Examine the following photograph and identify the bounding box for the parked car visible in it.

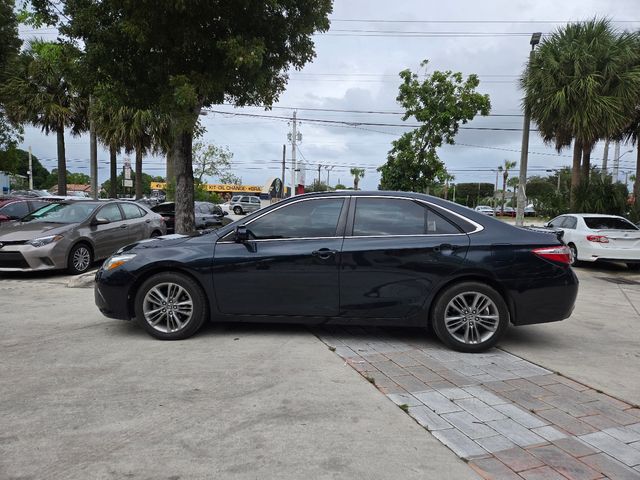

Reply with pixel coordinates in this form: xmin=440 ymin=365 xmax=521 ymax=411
xmin=524 ymin=205 xmax=536 ymax=217
xmin=474 ymin=205 xmax=495 ymax=216
xmin=95 ymin=191 xmax=578 ymax=352
xmin=7 ymin=190 xmax=53 ymax=197
xmin=0 ymin=200 xmax=166 ymax=274
xmin=222 ymin=195 xmax=262 ymax=215
xmin=546 ymin=213 xmax=640 ymax=268
xmin=151 ymin=201 xmax=231 ymax=233
xmin=0 ymin=197 xmax=56 ymax=223
xmin=495 ymin=206 xmax=516 ymax=217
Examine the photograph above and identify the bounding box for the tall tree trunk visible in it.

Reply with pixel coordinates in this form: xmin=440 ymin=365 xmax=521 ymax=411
xmin=109 ymin=145 xmax=117 ymax=198
xmin=135 ymin=146 xmax=143 ymax=199
xmin=501 ymin=173 xmax=507 ymax=215
xmin=166 ymin=149 xmax=175 ymax=200
xmin=56 ymin=127 xmax=67 ymax=196
xmin=173 ymin=128 xmax=196 ymax=234
xmin=570 ymin=140 xmax=582 ymax=210
xmin=581 ymin=143 xmax=592 ymax=187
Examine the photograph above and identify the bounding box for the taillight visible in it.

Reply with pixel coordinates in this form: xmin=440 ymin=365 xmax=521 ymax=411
xmin=586 ymin=235 xmax=609 ymax=243
xmin=161 ymin=216 xmax=170 ymax=222
xmin=532 ymin=246 xmax=572 ymax=264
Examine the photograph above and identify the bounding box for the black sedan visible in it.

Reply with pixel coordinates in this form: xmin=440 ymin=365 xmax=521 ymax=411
xmin=151 ymin=201 xmax=230 ymax=233
xmin=95 ymin=191 xmax=578 ymax=352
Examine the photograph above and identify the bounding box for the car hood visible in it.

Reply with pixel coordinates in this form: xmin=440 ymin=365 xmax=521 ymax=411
xmin=119 ymin=232 xmax=216 ymax=253
xmin=0 ymin=221 xmax=74 ymax=241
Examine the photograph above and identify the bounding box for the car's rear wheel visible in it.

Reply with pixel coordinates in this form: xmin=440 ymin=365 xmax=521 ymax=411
xmin=134 ymin=272 xmax=207 ymax=340
xmin=431 ymin=282 xmax=509 ymax=353
xmin=568 ymin=243 xmax=580 ymax=266
xmin=150 ymin=230 xmax=161 ymax=238
xmin=233 ymin=206 xmax=243 ymax=215
xmin=67 ymin=243 xmax=93 ymax=275
xmin=627 ymin=263 xmax=640 ymax=271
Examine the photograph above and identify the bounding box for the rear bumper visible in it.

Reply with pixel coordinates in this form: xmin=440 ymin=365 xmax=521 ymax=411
xmin=580 ymin=246 xmax=640 ymax=263
xmin=509 ymin=267 xmax=579 ymax=326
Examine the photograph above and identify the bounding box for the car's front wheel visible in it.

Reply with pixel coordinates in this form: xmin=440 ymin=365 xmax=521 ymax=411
xmin=431 ymin=282 xmax=509 ymax=353
xmin=134 ymin=272 xmax=208 ymax=340
xmin=67 ymin=243 xmax=93 ymax=275
xmin=233 ymin=206 xmax=243 ymax=215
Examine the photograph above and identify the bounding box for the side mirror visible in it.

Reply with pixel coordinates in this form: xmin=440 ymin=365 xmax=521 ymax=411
xmin=223 ymin=211 xmax=229 ymax=216
xmin=0 ymin=214 xmax=9 ymax=222
xmin=93 ymin=217 xmax=111 ymax=225
xmin=235 ymin=225 xmax=249 ymax=242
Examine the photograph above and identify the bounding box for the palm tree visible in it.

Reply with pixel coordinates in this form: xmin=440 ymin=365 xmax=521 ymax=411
xmin=1 ymin=40 xmax=87 ymax=196
xmin=521 ymin=19 xmax=640 ymax=209
xmin=350 ymin=167 xmax=365 ymax=190
xmin=499 ymin=160 xmax=516 ymax=215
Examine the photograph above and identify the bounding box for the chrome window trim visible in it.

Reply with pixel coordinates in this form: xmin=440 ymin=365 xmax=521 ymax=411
xmin=217 ymin=194 xmax=484 ymax=243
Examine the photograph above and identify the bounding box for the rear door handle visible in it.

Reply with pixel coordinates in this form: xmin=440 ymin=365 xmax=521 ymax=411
xmin=312 ymin=248 xmax=338 ymax=260
xmin=145 ymin=219 xmax=151 ymax=223
xmin=120 ymin=224 xmax=128 ymax=229
xmin=435 ymin=243 xmax=457 ymax=252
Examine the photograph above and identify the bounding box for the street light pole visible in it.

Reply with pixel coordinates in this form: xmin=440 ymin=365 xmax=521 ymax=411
xmin=516 ymin=32 xmax=541 ymax=227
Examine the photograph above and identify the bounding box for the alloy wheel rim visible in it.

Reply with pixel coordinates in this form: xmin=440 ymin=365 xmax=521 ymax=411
xmin=444 ymin=292 xmax=500 ymax=345
xmin=143 ymin=282 xmax=194 ymax=333
xmin=73 ymin=247 xmax=91 ymax=272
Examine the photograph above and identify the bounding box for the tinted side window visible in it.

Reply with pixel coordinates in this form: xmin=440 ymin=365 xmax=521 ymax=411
xmin=30 ymin=200 xmax=50 ymax=212
xmin=548 ymin=216 xmax=565 ymax=228
xmin=121 ymin=203 xmax=144 ymax=219
xmin=247 ymin=199 xmax=344 ymax=239
xmin=563 ymin=216 xmax=577 ymax=229
xmin=0 ymin=201 xmax=29 ymax=218
xmin=584 ymin=217 xmax=638 ymax=230
xmin=213 ymin=205 xmax=223 ymax=215
xmin=353 ymin=198 xmax=460 ymax=236
xmin=98 ymin=204 xmax=123 ymax=222
xmin=251 ymin=197 xmax=260 ymax=204
xmin=241 ymin=196 xmax=250 ymax=203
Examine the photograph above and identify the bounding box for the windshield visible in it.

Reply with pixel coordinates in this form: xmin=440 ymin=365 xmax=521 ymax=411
xmin=22 ymin=202 xmax=99 ymax=224
xmin=584 ymin=216 xmax=639 ymax=230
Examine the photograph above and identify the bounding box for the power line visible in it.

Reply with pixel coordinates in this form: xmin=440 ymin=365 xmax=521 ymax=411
xmin=204 ymin=109 xmax=533 ymax=132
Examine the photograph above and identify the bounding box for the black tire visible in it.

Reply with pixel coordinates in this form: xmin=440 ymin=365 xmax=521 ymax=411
xmin=431 ymin=281 xmax=509 ymax=353
xmin=233 ymin=206 xmax=243 ymax=215
xmin=150 ymin=230 xmax=161 ymax=238
xmin=67 ymin=243 xmax=93 ymax=275
xmin=568 ymin=243 xmax=580 ymax=267
xmin=627 ymin=263 xmax=640 ymax=271
xmin=134 ymin=272 xmax=207 ymax=340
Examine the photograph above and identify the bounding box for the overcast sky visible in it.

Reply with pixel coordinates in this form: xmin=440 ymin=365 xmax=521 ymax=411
xmin=17 ymin=0 xmax=640 ymax=192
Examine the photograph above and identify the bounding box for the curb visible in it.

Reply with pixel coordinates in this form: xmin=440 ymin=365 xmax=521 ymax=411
xmin=67 ymin=269 xmax=97 ymax=288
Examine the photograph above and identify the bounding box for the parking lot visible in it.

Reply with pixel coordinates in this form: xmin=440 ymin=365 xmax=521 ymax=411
xmin=1 ymin=264 xmax=640 ymax=479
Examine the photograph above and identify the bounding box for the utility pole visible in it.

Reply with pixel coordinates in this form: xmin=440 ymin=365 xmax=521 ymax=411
xmin=288 ymin=111 xmax=301 ymax=197
xmin=281 ymin=144 xmax=286 ymax=198
xmin=325 ymin=165 xmax=335 ymax=186
xmin=317 ymin=164 xmax=322 ymax=184
xmin=89 ymin=96 xmax=98 ymax=199
xmin=602 ymin=140 xmax=610 ymax=175
xmin=516 ymin=32 xmax=541 ymax=227
xmin=27 ymin=146 xmax=33 ymax=190
xmin=613 ymin=141 xmax=621 ymax=182
xmin=494 ymin=169 xmax=499 ymax=207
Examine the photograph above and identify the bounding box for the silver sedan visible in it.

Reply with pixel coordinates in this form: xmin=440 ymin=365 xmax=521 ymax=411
xmin=0 ymin=200 xmax=166 ymax=274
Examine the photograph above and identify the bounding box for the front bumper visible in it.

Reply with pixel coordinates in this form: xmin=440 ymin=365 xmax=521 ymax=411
xmin=94 ymin=266 xmax=135 ymax=320
xmin=0 ymin=243 xmax=66 ymax=271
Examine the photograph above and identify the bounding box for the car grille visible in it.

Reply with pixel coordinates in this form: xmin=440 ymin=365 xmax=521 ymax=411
xmin=0 ymin=251 xmax=30 ymax=269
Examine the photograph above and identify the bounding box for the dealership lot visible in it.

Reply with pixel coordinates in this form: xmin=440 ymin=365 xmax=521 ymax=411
xmin=1 ymin=265 xmax=640 ymax=479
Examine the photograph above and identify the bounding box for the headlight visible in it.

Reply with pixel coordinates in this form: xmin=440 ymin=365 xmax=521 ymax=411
xmin=103 ymin=254 xmax=137 ymax=271
xmin=27 ymin=234 xmax=63 ymax=248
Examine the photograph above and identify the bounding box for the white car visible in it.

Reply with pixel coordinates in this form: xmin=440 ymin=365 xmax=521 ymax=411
xmin=474 ymin=205 xmax=495 ymax=216
xmin=546 ymin=213 xmax=640 ymax=268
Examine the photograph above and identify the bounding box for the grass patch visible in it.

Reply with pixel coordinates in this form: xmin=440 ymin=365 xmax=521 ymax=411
xmin=398 ymin=404 xmax=409 ymax=413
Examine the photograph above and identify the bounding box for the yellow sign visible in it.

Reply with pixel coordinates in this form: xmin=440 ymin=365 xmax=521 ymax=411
xmin=205 ymin=184 xmax=261 ymax=193
xmin=149 ymin=182 xmax=262 ymax=193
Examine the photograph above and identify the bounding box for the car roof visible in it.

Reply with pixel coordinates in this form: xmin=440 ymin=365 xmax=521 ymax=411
xmin=562 ymin=213 xmax=625 ymax=218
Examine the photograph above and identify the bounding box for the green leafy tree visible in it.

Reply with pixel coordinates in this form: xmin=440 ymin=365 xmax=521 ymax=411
xmin=498 ymin=160 xmax=517 ymax=214
xmin=54 ymin=1 xmax=332 ymax=233
xmin=67 ymin=172 xmax=90 ymax=184
xmin=379 ymin=60 xmax=491 ymax=192
xmin=193 ymin=142 xmax=233 ymax=184
xmin=453 ymin=183 xmax=494 ymax=207
xmin=306 ymin=180 xmax=330 ymax=192
xmin=521 ymin=19 xmax=640 ymax=208
xmin=101 ymin=172 xmax=164 ymax=198
xmin=0 ymin=147 xmax=49 ymax=188
xmin=350 ymin=167 xmax=365 ymax=190
xmin=0 ymin=0 xmax=22 ymax=152
xmin=219 ymin=172 xmax=242 ymax=186
xmin=1 ymin=40 xmax=88 ymax=195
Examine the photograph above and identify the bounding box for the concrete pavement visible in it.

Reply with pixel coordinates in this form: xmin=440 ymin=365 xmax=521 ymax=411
xmin=0 ymin=281 xmax=477 ymax=480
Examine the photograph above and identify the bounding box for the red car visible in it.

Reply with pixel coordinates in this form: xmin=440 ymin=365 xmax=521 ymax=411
xmin=0 ymin=197 xmax=54 ymax=223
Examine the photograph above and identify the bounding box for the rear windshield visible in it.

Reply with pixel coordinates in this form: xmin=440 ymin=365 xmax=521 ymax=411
xmin=584 ymin=217 xmax=638 ymax=230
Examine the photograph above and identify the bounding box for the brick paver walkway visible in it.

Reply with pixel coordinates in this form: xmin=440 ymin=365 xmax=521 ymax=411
xmin=315 ymin=326 xmax=640 ymax=479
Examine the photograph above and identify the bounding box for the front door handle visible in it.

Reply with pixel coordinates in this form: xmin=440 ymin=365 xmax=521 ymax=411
xmin=312 ymin=248 xmax=338 ymax=260
xmin=435 ymin=243 xmax=458 ymax=253
xmin=119 ymin=224 xmax=128 ymax=229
